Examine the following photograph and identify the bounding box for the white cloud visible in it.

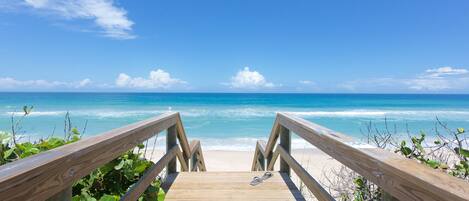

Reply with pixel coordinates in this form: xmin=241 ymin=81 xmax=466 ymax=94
xmin=0 ymin=77 xmax=92 ymax=89
xmin=299 ymin=80 xmax=314 ymax=85
xmin=339 ymin=66 xmax=469 ymax=92
xmin=23 ymin=0 xmax=135 ymax=39
xmin=77 ymin=78 xmax=91 ymax=87
xmin=424 ymin=67 xmax=468 ymax=78
xmin=115 ymin=69 xmax=186 ymax=89
xmin=229 ymin=67 xmax=275 ymax=89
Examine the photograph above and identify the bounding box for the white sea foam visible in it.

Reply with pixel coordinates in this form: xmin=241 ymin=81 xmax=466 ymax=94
xmin=4 ymin=108 xmax=469 ymax=120
xmin=4 ymin=107 xmax=469 ymax=121
xmin=139 ymin=137 xmax=377 ymax=151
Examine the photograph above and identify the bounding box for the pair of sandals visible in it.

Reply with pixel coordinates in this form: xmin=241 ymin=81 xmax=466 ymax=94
xmin=250 ymin=172 xmax=273 ymax=186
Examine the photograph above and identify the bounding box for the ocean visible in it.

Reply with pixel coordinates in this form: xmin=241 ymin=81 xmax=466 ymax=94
xmin=1 ymin=93 xmax=469 ymax=150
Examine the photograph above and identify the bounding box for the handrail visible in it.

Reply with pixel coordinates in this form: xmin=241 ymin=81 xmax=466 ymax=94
xmin=252 ymin=112 xmax=469 ymax=201
xmin=189 ymin=140 xmax=207 ymax=171
xmin=122 ymin=146 xmax=187 ymax=201
xmin=0 ymin=112 xmax=206 ymax=201
xmin=268 ymin=146 xmax=334 ymax=201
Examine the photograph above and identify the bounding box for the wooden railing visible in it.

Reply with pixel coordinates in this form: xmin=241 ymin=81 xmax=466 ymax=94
xmin=0 ymin=112 xmax=206 ymax=201
xmin=252 ymin=112 xmax=469 ymax=201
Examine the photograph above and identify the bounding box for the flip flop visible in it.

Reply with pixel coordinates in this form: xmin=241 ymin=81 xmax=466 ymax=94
xmin=250 ymin=176 xmax=263 ymax=186
xmin=250 ymin=172 xmax=273 ymax=186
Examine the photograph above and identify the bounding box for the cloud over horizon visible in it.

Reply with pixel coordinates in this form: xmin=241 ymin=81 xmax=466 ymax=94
xmin=115 ymin=69 xmax=187 ymax=89
xmin=0 ymin=77 xmax=92 ymax=90
xmin=22 ymin=0 xmax=135 ymax=39
xmin=340 ymin=66 xmax=469 ymax=92
xmin=229 ymin=67 xmax=276 ymax=89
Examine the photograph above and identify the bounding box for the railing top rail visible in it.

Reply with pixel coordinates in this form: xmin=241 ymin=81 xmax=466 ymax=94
xmin=266 ymin=112 xmax=469 ymax=201
xmin=0 ymin=112 xmax=188 ymax=201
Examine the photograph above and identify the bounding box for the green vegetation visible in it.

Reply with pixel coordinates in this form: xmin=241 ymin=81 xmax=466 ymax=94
xmin=0 ymin=106 xmax=165 ymax=201
xmin=323 ymin=119 xmax=469 ymax=201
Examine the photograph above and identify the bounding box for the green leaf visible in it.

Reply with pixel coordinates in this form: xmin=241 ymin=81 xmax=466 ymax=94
xmin=455 ymin=148 xmax=469 ymax=158
xmin=72 ymin=127 xmax=80 ymax=135
xmin=0 ymin=131 xmax=11 ymax=146
xmin=3 ymin=148 xmax=14 ymax=159
xmin=134 ymin=162 xmax=148 ymax=174
xmin=114 ymin=160 xmax=125 ymax=170
xmin=426 ymin=159 xmax=440 ymax=169
xmin=137 ymin=144 xmax=145 ymax=149
xmin=457 ymin=128 xmax=465 ymax=134
xmin=434 ymin=140 xmax=441 ymax=145
xmin=98 ymin=194 xmax=119 ymax=201
xmin=401 ymin=147 xmax=412 ymax=156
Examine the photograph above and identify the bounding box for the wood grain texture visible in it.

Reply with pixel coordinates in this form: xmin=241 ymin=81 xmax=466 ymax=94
xmin=270 ymin=146 xmax=334 ymax=201
xmin=275 ymin=112 xmax=469 ymax=201
xmin=251 ymin=140 xmax=267 ymax=171
xmin=279 ymin=125 xmax=291 ymax=176
xmin=0 ymin=112 xmax=198 ymax=201
xmin=164 ymin=171 xmax=305 ymax=201
xmin=189 ymin=140 xmax=206 ymax=172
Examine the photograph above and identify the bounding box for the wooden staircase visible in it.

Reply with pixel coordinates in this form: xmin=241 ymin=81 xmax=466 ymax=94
xmin=164 ymin=172 xmax=304 ymax=201
xmin=0 ymin=112 xmax=468 ymax=201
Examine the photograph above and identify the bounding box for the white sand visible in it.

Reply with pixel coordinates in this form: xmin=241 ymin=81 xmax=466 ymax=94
xmin=147 ymin=148 xmax=342 ymax=182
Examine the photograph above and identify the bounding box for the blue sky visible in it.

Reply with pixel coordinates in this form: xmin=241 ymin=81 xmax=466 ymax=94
xmin=1 ymin=0 xmax=469 ymax=93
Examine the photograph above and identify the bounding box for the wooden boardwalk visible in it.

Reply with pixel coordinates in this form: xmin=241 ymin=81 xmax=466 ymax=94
xmin=164 ymin=171 xmax=305 ymax=201
xmin=0 ymin=112 xmax=468 ymax=201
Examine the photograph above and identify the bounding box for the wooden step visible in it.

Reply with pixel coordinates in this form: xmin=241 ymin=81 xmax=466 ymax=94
xmin=163 ymin=171 xmax=305 ymax=201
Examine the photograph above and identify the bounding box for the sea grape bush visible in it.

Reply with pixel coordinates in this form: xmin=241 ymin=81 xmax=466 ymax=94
xmin=0 ymin=106 xmax=165 ymax=201
xmin=72 ymin=147 xmax=164 ymax=201
xmin=325 ymin=119 xmax=469 ymax=201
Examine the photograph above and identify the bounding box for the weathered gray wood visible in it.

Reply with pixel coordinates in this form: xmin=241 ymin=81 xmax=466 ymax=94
xmin=47 ymin=187 xmax=72 ymax=201
xmin=275 ymin=112 xmax=469 ymax=201
xmin=164 ymin=172 xmax=306 ymax=201
xmin=251 ymin=140 xmax=267 ymax=171
xmin=190 ymin=140 xmax=199 ymax=171
xmin=189 ymin=140 xmax=207 ymax=172
xmin=279 ymin=125 xmax=291 ymax=176
xmin=122 ymin=146 xmax=181 ymax=201
xmin=383 ymin=192 xmax=399 ymax=201
xmin=167 ymin=125 xmax=178 ymax=174
xmin=265 ymin=118 xmax=280 ymax=167
xmin=175 ymin=115 xmax=191 ymax=165
xmin=273 ymin=146 xmax=334 ymax=201
xmin=195 ymin=147 xmax=206 ymax=172
xmin=0 ymin=112 xmax=206 ymax=201
xmin=0 ymin=112 xmax=179 ymax=201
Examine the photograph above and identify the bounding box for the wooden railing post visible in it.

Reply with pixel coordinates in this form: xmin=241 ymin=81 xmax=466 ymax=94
xmin=279 ymin=125 xmax=291 ymax=176
xmin=258 ymin=153 xmax=265 ymax=171
xmin=191 ymin=153 xmax=198 ymax=171
xmin=167 ymin=125 xmax=177 ymax=174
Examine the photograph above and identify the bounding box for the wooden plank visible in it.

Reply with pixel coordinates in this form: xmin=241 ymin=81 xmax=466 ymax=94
xmin=279 ymin=126 xmax=291 ymax=176
xmin=175 ymin=114 xmax=191 ymax=164
xmin=264 ymin=118 xmax=280 ymax=163
xmin=251 ymin=140 xmax=266 ymax=171
xmin=46 ymin=187 xmax=72 ymax=201
xmin=0 ymin=112 xmax=179 ymax=201
xmin=122 ymin=146 xmax=180 ymax=201
xmin=164 ymin=172 xmax=305 ymax=201
xmin=189 ymin=140 xmax=206 ymax=172
xmin=275 ymin=146 xmax=334 ymax=201
xmin=190 ymin=140 xmax=199 ymax=171
xmin=167 ymin=125 xmax=178 ymax=174
xmin=175 ymin=147 xmax=189 ymax=172
xmin=277 ymin=112 xmax=469 ymax=201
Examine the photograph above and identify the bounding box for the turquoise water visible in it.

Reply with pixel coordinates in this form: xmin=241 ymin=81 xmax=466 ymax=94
xmin=1 ymin=93 xmax=469 ymax=150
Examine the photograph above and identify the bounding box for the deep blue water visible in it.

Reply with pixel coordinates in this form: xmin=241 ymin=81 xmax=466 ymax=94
xmin=1 ymin=93 xmax=469 ymax=150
